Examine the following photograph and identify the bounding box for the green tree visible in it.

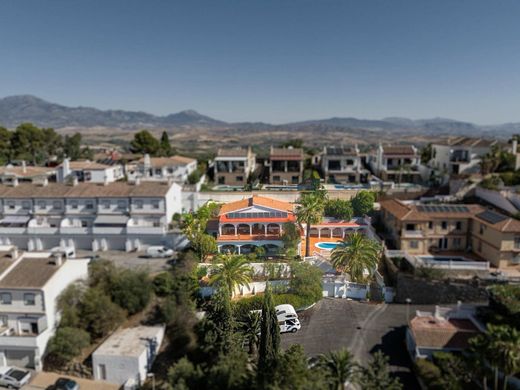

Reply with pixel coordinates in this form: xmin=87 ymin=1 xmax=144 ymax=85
xmin=56 ymin=282 xmax=86 ymax=328
xmin=130 ymin=130 xmax=161 ymax=155
xmin=359 ymin=351 xmax=402 ymax=390
xmin=317 ymin=348 xmax=357 ymax=390
xmin=63 ymin=133 xmax=83 ymax=160
xmin=168 ymin=357 xmax=204 ymax=390
xmin=11 ymin=123 xmax=44 ymax=164
xmin=324 ymin=199 xmax=354 ymax=220
xmin=257 ymin=284 xmax=280 ymax=387
xmin=420 ymin=143 xmax=433 ymax=164
xmin=276 ymin=344 xmax=328 ymax=389
xmin=0 ymin=127 xmax=12 ymax=164
xmin=187 ymin=169 xmax=202 ymax=185
xmin=79 ymin=287 xmax=126 ymax=339
xmin=289 ymin=261 xmax=323 ymax=304
xmin=281 ymin=222 xmax=301 ymax=254
xmin=207 ymin=284 xmax=235 ymax=354
xmin=88 ymin=259 xmax=117 ymax=291
xmin=110 ymin=269 xmax=152 ymax=315
xmin=296 ymin=188 xmax=327 ymax=257
xmin=195 ymin=232 xmax=217 ymax=262
xmin=41 ymin=127 xmax=63 ymax=157
xmin=351 ymin=190 xmax=375 ymax=216
xmin=182 ymin=202 xmax=219 ymax=261
xmin=209 ymin=254 xmax=253 ymax=297
xmin=46 ymin=327 xmax=91 ymax=366
xmin=153 ymin=271 xmax=176 ymax=296
xmin=238 ymin=311 xmax=261 ymax=356
xmin=330 ymin=232 xmax=381 ymax=282
xmin=160 ymin=130 xmax=173 ymax=156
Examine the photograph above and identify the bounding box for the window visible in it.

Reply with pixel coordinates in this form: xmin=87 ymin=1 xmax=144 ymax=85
xmin=453 ymin=238 xmax=462 ymax=249
xmin=8 ymin=202 xmax=15 ymax=210
xmin=86 ymin=202 xmax=94 ymax=210
xmin=456 ymin=221 xmax=462 ymax=230
xmin=135 ymin=200 xmax=143 ymax=209
xmin=117 ymin=200 xmax=126 ymax=209
xmin=480 ymin=223 xmax=485 ymax=235
xmin=24 ymin=293 xmax=35 ymax=305
xmin=38 ymin=201 xmax=46 ymax=210
xmin=273 ymin=176 xmax=281 ymax=182
xmin=70 ymin=201 xmax=78 ymax=209
xmin=81 ymin=220 xmax=88 ymax=228
xmin=428 ymin=221 xmax=433 ymax=230
xmin=155 ymin=168 xmax=162 ymax=175
xmin=409 ymin=241 xmax=419 ymax=249
xmin=441 ymin=221 xmax=448 ymax=230
xmin=53 ymin=201 xmax=61 ymax=209
xmin=0 ymin=293 xmax=12 ymax=305
xmin=236 ymin=176 xmax=243 ymax=182
xmin=22 ymin=201 xmax=31 ymax=210
xmin=152 ymin=201 xmax=160 ymax=209
xmin=515 ymin=237 xmax=520 ymax=249
xmin=167 ymin=168 xmax=174 ymax=174
xmin=103 ymin=201 xmax=110 ymax=209
xmin=405 ymin=224 xmax=415 ymax=231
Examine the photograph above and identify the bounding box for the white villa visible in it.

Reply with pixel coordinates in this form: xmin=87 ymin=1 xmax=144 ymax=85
xmin=0 ymin=246 xmax=89 ymax=370
xmin=126 ymin=154 xmax=198 ymax=184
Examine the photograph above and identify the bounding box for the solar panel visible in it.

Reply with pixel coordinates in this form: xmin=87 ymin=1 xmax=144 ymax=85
xmin=417 ymin=204 xmax=469 ymax=213
xmin=477 ymin=210 xmax=508 ymax=225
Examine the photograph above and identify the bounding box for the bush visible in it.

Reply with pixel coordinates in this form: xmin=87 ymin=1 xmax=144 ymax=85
xmin=480 ymin=175 xmax=502 ymax=190
xmin=79 ymin=287 xmax=126 ymax=339
xmin=324 ymin=199 xmax=353 ymax=220
xmin=415 ymin=359 xmax=443 ymax=390
xmin=111 ymin=269 xmax=153 ymax=315
xmin=352 ymin=190 xmax=376 ymax=216
xmin=46 ymin=327 xmax=90 ymax=366
xmin=153 ymin=272 xmax=176 ymax=297
xmin=289 ymin=261 xmax=323 ymax=303
xmin=488 ymin=284 xmax=520 ymax=328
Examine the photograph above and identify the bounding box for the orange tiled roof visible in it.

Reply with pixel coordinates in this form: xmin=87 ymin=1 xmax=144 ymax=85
xmin=218 ymin=195 xmax=294 ymax=215
xmin=410 ymin=316 xmax=480 ymax=349
xmin=380 ymin=199 xmax=484 ymax=221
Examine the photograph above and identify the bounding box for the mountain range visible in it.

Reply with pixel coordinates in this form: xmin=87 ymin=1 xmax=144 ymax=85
xmin=0 ymin=95 xmax=517 ymax=138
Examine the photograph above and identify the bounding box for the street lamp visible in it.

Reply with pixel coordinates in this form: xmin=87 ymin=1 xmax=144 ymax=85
xmin=405 ymin=298 xmax=412 ymax=323
xmin=147 ymin=373 xmax=155 ymax=390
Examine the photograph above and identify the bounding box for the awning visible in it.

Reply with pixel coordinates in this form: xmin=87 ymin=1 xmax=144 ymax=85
xmin=94 ymin=215 xmax=129 ymax=226
xmin=0 ymin=215 xmax=30 ymax=225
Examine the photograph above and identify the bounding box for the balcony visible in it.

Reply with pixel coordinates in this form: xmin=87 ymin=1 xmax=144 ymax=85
xmin=27 ymin=226 xmax=59 ymax=235
xmin=127 ymin=225 xmax=166 ymax=235
xmin=60 ymin=226 xmax=91 ymax=234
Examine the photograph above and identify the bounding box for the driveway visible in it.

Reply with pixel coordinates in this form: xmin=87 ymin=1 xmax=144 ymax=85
xmin=281 ymin=298 xmax=438 ymax=389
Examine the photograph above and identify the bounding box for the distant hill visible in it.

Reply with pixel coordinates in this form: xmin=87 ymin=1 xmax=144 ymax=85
xmin=0 ymin=95 xmax=517 ymax=138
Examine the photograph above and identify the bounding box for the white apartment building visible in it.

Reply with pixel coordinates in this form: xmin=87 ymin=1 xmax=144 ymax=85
xmin=0 ymin=163 xmax=56 ymax=184
xmin=0 ymin=246 xmax=89 ymax=370
xmin=430 ymin=137 xmax=498 ymax=175
xmin=369 ymin=144 xmax=422 ymax=184
xmin=320 ymin=145 xmax=370 ymax=184
xmin=56 ymin=159 xmax=124 ymax=184
xmin=126 ymin=154 xmax=198 ymax=183
xmin=0 ymin=181 xmax=182 ymax=252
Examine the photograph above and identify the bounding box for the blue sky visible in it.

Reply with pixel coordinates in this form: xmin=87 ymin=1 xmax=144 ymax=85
xmin=1 ymin=0 xmax=520 ymax=124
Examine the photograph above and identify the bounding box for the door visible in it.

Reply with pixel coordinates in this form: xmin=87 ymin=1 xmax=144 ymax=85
xmin=438 ymin=238 xmax=448 ymax=250
xmin=98 ymin=364 xmax=107 ymax=380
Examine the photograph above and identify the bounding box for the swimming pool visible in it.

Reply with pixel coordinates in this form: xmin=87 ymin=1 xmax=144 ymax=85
xmin=315 ymin=242 xmax=340 ymax=250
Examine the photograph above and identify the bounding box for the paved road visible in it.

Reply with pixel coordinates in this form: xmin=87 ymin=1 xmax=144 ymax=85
xmin=281 ymin=298 xmax=438 ymax=389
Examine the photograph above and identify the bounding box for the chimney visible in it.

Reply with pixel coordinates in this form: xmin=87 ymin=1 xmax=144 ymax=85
xmin=11 ymin=178 xmax=18 ymax=187
xmin=62 ymin=158 xmax=71 ymax=178
xmin=103 ymin=177 xmax=109 ymax=186
xmin=21 ymin=161 xmax=26 ymax=174
xmin=10 ymin=247 xmax=19 ymax=260
xmin=72 ymin=176 xmax=79 ymax=186
xmin=40 ymin=178 xmax=49 ymax=187
xmin=51 ymin=253 xmax=63 ymax=266
xmin=513 ymin=140 xmax=518 ymax=154
xmin=135 ymin=177 xmax=141 ymax=186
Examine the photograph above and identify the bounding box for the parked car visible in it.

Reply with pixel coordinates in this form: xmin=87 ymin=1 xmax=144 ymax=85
xmin=279 ymin=318 xmax=301 ymax=333
xmin=146 ymin=246 xmax=174 ymax=258
xmin=46 ymin=377 xmax=80 ymax=390
xmin=0 ymin=366 xmax=31 ymax=389
xmin=275 ymin=304 xmax=298 ymax=322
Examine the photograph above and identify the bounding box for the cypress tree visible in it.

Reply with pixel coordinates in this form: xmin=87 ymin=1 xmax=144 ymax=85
xmin=257 ymin=283 xmax=280 ymax=387
xmin=160 ymin=131 xmax=172 ymax=156
xmin=208 ymin=284 xmax=234 ymax=354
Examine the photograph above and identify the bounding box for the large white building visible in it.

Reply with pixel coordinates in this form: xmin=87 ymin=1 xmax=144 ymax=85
xmin=430 ymin=137 xmax=498 ymax=175
xmin=320 ymin=145 xmax=370 ymax=184
xmin=0 ymin=181 xmax=182 ymax=252
xmin=56 ymin=159 xmax=125 ymax=184
xmin=0 ymin=246 xmax=89 ymax=370
xmin=369 ymin=144 xmax=422 ymax=184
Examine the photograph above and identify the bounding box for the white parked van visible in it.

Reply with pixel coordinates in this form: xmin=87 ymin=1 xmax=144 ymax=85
xmin=146 ymin=246 xmax=174 ymax=258
xmin=50 ymin=246 xmax=76 ymax=259
xmin=275 ymin=304 xmax=298 ymax=322
xmin=279 ymin=318 xmax=301 ymax=333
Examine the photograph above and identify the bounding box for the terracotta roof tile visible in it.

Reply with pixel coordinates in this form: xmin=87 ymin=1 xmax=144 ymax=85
xmin=382 ymin=145 xmax=417 ymax=156
xmin=0 ymin=166 xmax=56 ymax=178
xmin=218 ymin=195 xmax=294 ymax=215
xmin=410 ymin=316 xmax=480 ymax=349
xmin=137 ymin=155 xmax=196 ymax=167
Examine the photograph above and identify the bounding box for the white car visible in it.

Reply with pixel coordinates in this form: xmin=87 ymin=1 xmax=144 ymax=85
xmin=275 ymin=304 xmax=298 ymax=322
xmin=0 ymin=366 xmax=31 ymax=389
xmin=279 ymin=318 xmax=301 ymax=333
xmin=146 ymin=246 xmax=174 ymax=258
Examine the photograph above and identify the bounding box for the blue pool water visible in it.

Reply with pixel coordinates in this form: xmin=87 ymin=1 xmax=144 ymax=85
xmin=315 ymin=242 xmax=340 ymax=250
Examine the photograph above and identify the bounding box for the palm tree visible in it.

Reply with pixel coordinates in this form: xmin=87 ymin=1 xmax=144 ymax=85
xmin=238 ymin=311 xmax=261 ymax=356
xmin=296 ymin=189 xmax=327 ymax=257
xmin=330 ymin=232 xmax=381 ymax=282
xmin=317 ymin=348 xmax=357 ymax=390
xmin=209 ymin=253 xmax=253 ymax=297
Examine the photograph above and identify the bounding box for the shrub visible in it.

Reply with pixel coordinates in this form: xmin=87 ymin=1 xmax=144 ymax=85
xmin=415 ymin=359 xmax=443 ymax=390
xmin=153 ymin=272 xmax=176 ymax=296
xmin=46 ymin=327 xmax=90 ymax=366
xmin=289 ymin=261 xmax=323 ymax=303
xmin=324 ymin=199 xmax=353 ymax=220
xmin=79 ymin=287 xmax=126 ymax=339
xmin=111 ymin=269 xmax=153 ymax=314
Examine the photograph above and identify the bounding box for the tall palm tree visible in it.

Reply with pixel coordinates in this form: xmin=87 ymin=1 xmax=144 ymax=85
xmin=238 ymin=311 xmax=261 ymax=356
xmin=330 ymin=232 xmax=381 ymax=283
xmin=209 ymin=253 xmax=253 ymax=297
xmin=296 ymin=189 xmax=327 ymax=257
xmin=317 ymin=348 xmax=357 ymax=390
